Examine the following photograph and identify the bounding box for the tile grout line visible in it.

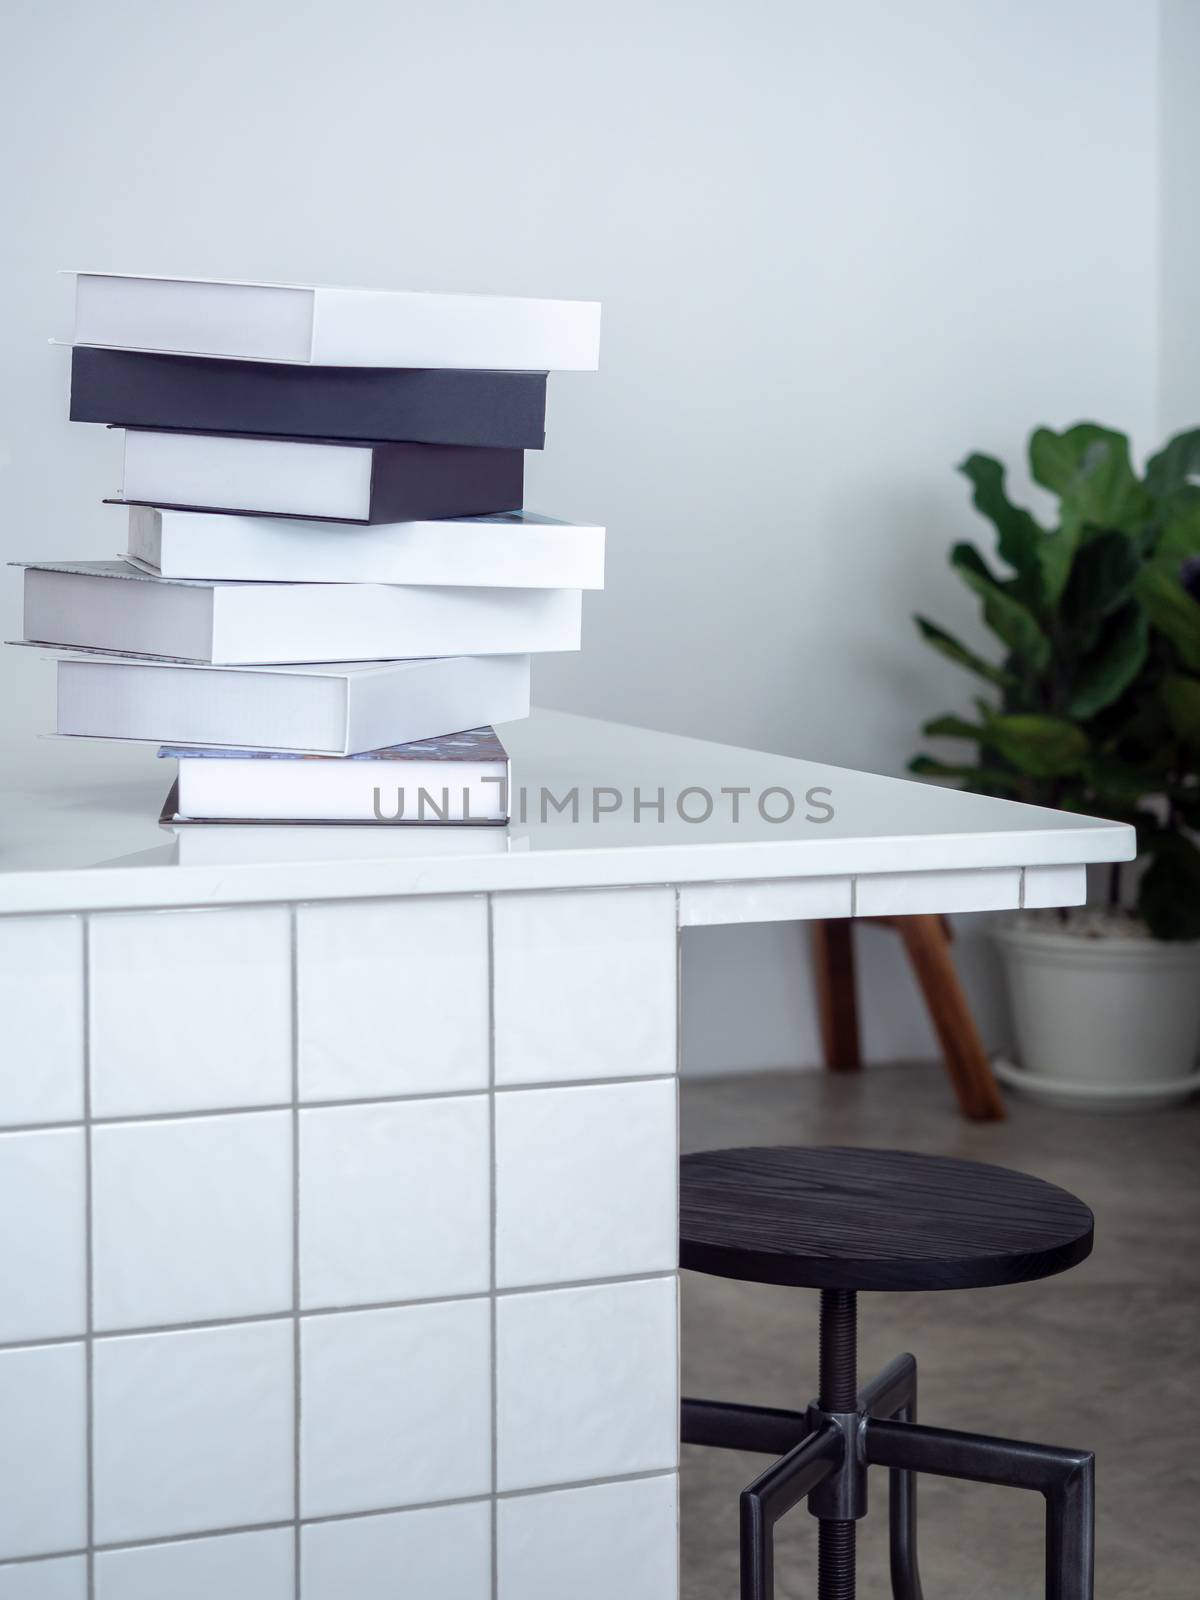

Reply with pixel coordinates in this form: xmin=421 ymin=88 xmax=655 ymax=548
xmin=82 ymin=915 xmax=96 ymax=1600
xmin=0 ymin=1073 xmax=679 ymax=1138
xmin=0 ymin=1468 xmax=685 ymax=1570
xmin=0 ymin=1272 xmax=680 ymax=1356
xmin=487 ymin=894 xmax=499 ymax=1600
xmin=289 ymin=907 xmax=302 ymax=1600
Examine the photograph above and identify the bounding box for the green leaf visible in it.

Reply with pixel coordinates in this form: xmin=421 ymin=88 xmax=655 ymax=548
xmin=1029 ymin=423 xmax=1150 ymax=535
xmin=913 ymin=616 xmax=1018 ymax=689
xmin=1156 ymin=501 xmax=1200 ymax=563
xmin=977 ymin=713 xmax=1089 ymax=777
xmin=1059 ymin=530 xmax=1141 ymax=647
xmin=908 ymin=756 xmax=1024 ymax=793
xmin=957 ymin=453 xmax=1045 ymax=601
xmin=1067 ymin=605 xmax=1148 ymax=719
xmin=1137 ymin=833 xmax=1200 ymax=940
xmin=950 ymin=544 xmax=1051 ymax=671
xmin=920 ymin=713 xmax=988 ymax=741
xmin=1032 ymin=425 xmax=1150 ymax=602
xmin=1144 ymin=428 xmax=1200 ymax=519
xmin=1161 ymin=674 xmax=1200 ymax=744
xmin=1035 ymin=528 xmax=1082 ymax=606
xmin=1028 ymin=426 xmax=1085 ymax=496
xmin=951 ymin=541 xmax=1006 ymax=589
xmin=1137 ymin=561 xmax=1200 ymax=670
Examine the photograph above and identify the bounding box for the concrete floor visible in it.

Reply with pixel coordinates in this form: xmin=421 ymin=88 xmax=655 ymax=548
xmin=680 ymin=1063 xmax=1200 ymax=1599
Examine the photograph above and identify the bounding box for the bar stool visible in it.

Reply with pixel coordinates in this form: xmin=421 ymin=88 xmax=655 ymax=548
xmin=680 ymin=1146 xmax=1096 ymax=1600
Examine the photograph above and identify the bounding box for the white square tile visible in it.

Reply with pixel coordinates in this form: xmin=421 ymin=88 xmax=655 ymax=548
xmin=0 ymin=917 xmax=84 ymax=1126
xmin=498 ymin=1474 xmax=678 ymax=1600
xmin=300 ymin=1098 xmax=489 ymax=1309
xmin=92 ymin=1112 xmax=292 ymax=1331
xmin=301 ymin=1300 xmax=490 ymax=1517
xmin=493 ymin=889 xmax=676 ymax=1086
xmin=0 ymin=1344 xmax=86 ymax=1559
xmin=0 ymin=1130 xmax=86 ymax=1342
xmin=297 ymin=898 xmax=489 ymax=1100
xmin=496 ymin=1277 xmax=678 ymax=1491
xmin=0 ymin=1556 xmax=87 ymax=1600
xmin=89 ymin=907 xmax=292 ymax=1117
xmin=302 ymin=1501 xmax=491 ymax=1600
xmin=93 ymin=1321 xmax=293 ymax=1544
xmin=496 ymin=1081 xmax=676 ymax=1288
xmin=95 ymin=1528 xmax=294 ymax=1600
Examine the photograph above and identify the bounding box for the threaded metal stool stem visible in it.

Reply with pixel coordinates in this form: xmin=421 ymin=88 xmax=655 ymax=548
xmin=818 ymin=1289 xmax=858 ymax=1411
xmin=818 ymin=1290 xmax=858 ymax=1600
xmin=818 ymin=1520 xmax=856 ymax=1600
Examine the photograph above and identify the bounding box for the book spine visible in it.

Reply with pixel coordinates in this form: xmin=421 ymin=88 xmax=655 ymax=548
xmin=69 ymin=348 xmax=548 ymax=449
xmin=367 ymin=444 xmax=524 ymax=523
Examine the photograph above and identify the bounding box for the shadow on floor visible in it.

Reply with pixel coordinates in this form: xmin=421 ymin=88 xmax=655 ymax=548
xmin=680 ymin=1062 xmax=1200 ymax=1600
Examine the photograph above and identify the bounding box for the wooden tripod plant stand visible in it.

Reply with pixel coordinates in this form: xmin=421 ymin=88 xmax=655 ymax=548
xmin=809 ymin=915 xmax=1006 ymax=1121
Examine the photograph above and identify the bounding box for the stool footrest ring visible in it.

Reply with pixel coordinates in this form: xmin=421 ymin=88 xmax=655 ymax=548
xmin=687 ymin=1351 xmax=1093 ymax=1600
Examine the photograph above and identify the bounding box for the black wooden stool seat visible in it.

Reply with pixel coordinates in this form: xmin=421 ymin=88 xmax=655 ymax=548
xmin=681 ymin=1145 xmax=1097 ymax=1600
xmin=680 ymin=1145 xmax=1094 ymax=1292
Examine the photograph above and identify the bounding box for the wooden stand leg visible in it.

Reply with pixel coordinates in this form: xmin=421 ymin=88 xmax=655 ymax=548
xmin=891 ymin=915 xmax=1006 ymax=1121
xmin=810 ymin=920 xmax=861 ymax=1072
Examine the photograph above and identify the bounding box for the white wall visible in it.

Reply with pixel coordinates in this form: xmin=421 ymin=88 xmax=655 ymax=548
xmin=0 ymin=0 xmax=1161 ymax=1070
xmin=1160 ymin=0 xmax=1200 ymax=435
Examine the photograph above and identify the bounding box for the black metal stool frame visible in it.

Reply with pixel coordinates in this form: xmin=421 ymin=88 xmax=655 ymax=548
xmin=682 ymin=1288 xmax=1095 ymax=1600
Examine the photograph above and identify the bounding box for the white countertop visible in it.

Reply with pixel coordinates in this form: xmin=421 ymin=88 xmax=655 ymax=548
xmin=0 ymin=710 xmax=1136 ymax=915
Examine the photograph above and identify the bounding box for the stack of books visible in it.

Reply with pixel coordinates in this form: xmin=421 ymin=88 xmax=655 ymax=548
xmin=17 ymin=272 xmax=602 ymax=825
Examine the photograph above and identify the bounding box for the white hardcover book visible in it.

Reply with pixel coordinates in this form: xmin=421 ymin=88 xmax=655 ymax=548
xmin=54 ymin=654 xmax=531 ymax=756
xmin=164 ymin=819 xmax=515 ymax=867
xmin=123 ymin=429 xmax=370 ymax=520
xmin=71 ymin=273 xmax=601 ymax=371
xmin=114 ymin=429 xmax=523 ymax=523
xmin=22 ymin=561 xmax=582 ymax=664
xmin=165 ymin=727 xmax=510 ymax=823
xmin=127 ymin=506 xmax=606 ymax=589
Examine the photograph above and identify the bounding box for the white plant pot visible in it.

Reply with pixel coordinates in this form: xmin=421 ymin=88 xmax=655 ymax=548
xmin=993 ymin=916 xmax=1200 ymax=1111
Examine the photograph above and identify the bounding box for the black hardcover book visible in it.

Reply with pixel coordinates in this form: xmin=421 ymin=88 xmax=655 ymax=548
xmin=109 ymin=429 xmax=525 ymax=524
xmin=70 ymin=346 xmax=548 ymax=449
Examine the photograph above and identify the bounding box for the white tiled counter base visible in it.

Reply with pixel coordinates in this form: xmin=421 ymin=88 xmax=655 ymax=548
xmin=0 ymin=890 xmax=680 ymax=1600
xmin=0 ymin=863 xmax=1090 ymax=1598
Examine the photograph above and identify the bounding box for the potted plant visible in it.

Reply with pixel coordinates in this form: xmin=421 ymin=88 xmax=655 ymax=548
xmin=912 ymin=423 xmax=1200 ymax=1108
